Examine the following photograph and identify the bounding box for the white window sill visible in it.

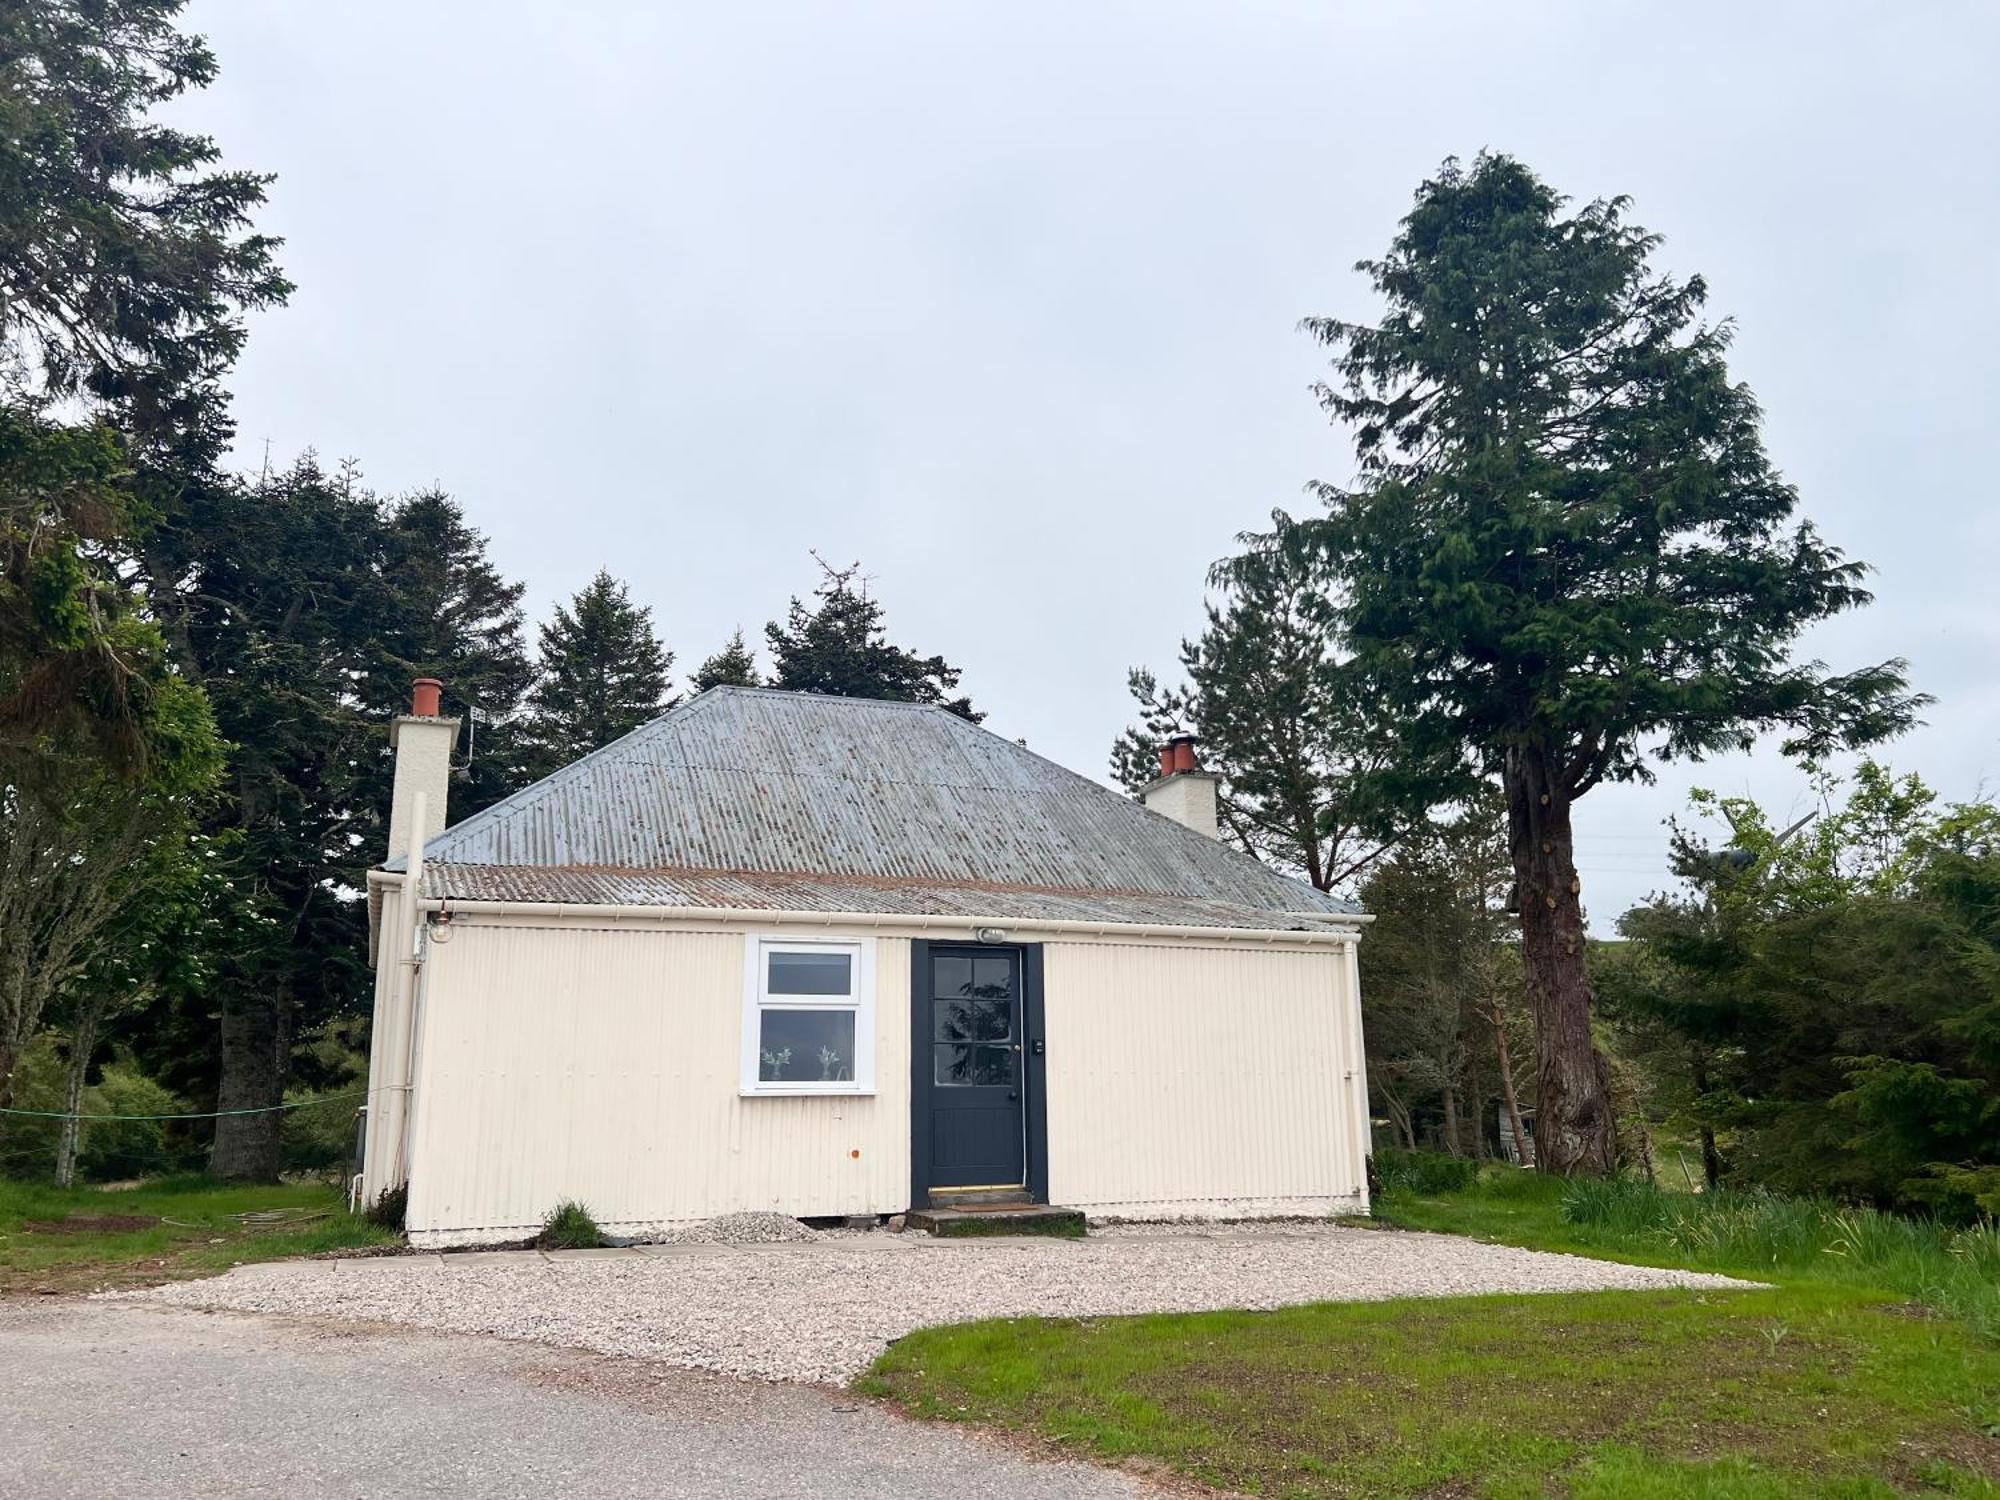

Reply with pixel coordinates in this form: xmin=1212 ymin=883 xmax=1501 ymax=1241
xmin=739 ymin=1086 xmax=876 ymax=1099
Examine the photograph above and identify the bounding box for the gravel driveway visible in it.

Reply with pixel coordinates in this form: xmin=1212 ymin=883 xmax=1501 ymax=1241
xmin=133 ymin=1222 xmax=1751 ymax=1384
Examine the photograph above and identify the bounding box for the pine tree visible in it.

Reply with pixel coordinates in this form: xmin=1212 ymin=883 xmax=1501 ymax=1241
xmin=139 ymin=460 xmax=535 ymax=1180
xmin=1281 ymin=154 xmax=1920 ymax=1172
xmin=690 ymin=629 xmax=761 ymax=693
xmin=1 ymin=0 xmax=288 ymax=777
xmin=519 ymin=571 xmax=674 ymax=778
xmin=1112 ymin=531 xmax=1404 ymax=891
xmin=369 ymin=488 xmax=534 ymax=815
xmin=765 ymin=557 xmax=980 ymax=721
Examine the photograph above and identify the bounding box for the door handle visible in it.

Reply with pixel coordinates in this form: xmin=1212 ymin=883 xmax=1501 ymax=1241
xmin=1008 ymin=1091 xmax=1019 ymax=1101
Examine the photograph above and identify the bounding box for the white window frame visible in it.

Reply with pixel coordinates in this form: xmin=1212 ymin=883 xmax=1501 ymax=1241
xmin=740 ymin=934 xmax=876 ymax=1097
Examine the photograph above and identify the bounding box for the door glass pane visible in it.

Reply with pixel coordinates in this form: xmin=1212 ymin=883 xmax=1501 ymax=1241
xmin=934 ymin=1043 xmax=1015 ymax=1087
xmin=933 ymin=998 xmax=1010 ymax=1042
xmin=767 ymin=949 xmax=852 ymax=996
xmin=932 ymin=954 xmax=973 ymax=999
xmin=972 ymin=956 xmax=1012 ymax=998
xmin=758 ymin=1009 xmax=856 ymax=1082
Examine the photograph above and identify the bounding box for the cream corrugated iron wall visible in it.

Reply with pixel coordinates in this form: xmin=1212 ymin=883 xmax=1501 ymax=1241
xmin=1042 ymin=940 xmax=1365 ymax=1216
xmin=404 ymin=921 xmax=910 ymax=1238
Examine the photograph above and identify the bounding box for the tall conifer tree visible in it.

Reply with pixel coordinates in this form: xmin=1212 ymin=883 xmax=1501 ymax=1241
xmin=765 ymin=557 xmax=979 ymax=721
xmin=519 ymin=570 xmax=673 ymax=778
xmin=690 ymin=629 xmax=761 ymax=693
xmin=1275 ymin=154 xmax=1921 ymax=1173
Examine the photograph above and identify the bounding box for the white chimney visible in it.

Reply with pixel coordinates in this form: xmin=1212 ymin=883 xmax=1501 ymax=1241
xmin=1140 ymin=734 xmax=1221 ymax=839
xmin=388 ymin=677 xmax=458 ymax=862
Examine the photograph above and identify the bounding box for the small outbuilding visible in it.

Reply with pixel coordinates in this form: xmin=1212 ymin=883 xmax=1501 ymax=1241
xmin=361 ymin=682 xmax=1370 ymax=1245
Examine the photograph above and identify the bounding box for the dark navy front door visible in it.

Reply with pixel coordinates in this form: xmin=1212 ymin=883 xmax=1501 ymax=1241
xmin=922 ymin=946 xmax=1026 ymax=1188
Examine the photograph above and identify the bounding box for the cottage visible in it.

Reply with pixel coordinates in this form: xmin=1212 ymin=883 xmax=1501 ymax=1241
xmin=361 ymin=681 xmax=1371 ymax=1245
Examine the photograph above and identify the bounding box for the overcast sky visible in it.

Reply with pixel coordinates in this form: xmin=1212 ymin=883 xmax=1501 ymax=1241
xmin=180 ymin=2 xmax=1998 ymax=927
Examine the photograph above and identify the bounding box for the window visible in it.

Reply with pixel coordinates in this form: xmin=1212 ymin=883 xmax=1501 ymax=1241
xmin=741 ymin=936 xmax=875 ymax=1095
xmin=931 ymin=952 xmax=1019 ymax=1088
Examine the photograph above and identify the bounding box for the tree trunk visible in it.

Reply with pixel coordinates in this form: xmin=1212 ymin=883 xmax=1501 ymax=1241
xmin=1464 ymin=1048 xmax=1485 ymax=1158
xmin=1690 ymin=1056 xmax=1723 ymax=1190
xmin=54 ymin=1001 xmax=105 ymax=1189
xmin=209 ymin=988 xmax=289 ymax=1181
xmin=1442 ymin=1081 xmax=1461 ymax=1157
xmin=1490 ymin=1000 xmax=1533 ymax=1167
xmin=1504 ymin=744 xmax=1615 ymax=1174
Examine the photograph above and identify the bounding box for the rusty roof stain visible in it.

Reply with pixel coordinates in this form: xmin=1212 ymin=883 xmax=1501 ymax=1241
xmin=393 ymin=686 xmax=1359 ymax=930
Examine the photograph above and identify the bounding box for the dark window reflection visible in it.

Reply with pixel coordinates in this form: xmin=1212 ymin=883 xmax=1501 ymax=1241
xmin=767 ymin=950 xmax=852 ymax=996
xmin=933 ymin=999 xmax=1010 ymax=1042
xmin=933 ymin=955 xmax=972 ymax=1000
xmin=934 ymin=1043 xmax=1015 ymax=1087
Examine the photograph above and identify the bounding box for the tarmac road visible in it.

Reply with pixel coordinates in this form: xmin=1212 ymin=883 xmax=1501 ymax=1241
xmin=0 ymin=1300 xmax=1152 ymax=1499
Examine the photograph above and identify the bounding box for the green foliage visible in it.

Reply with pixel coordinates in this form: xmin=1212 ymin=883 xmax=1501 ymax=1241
xmin=1254 ymin=152 xmax=1923 ymax=1173
xmin=536 ymin=1199 xmax=604 ymax=1249
xmin=519 ymin=569 xmax=673 ymax=779
xmin=0 ymin=1036 xmax=196 ymax=1182
xmin=1285 ymin=153 xmax=1919 ymax=795
xmin=279 ymin=1019 xmax=368 ymax=1174
xmin=1373 ymin=1146 xmax=1480 ymax=1195
xmin=1 ymin=668 xmax=225 ymax=1118
xmin=1608 ymin=765 xmax=2000 ymax=1220
xmin=1357 ymin=793 xmax=1522 ymax=1155
xmin=1112 ymin=535 xmax=1403 ymax=889
xmin=766 ymin=555 xmax=979 ymax=720
xmin=364 ymin=485 xmax=532 ymax=816
xmin=365 ymin=1183 xmax=407 ymax=1232
xmin=73 ymin=1059 xmax=191 ymax=1182
xmin=0 ymin=0 xmax=290 ymax=436
xmin=689 ymin=628 xmax=761 ymax=692
xmin=128 ymin=458 xmax=531 ymax=1179
xmin=0 ymin=409 xmax=172 ymax=777
xmin=0 ymin=0 xmax=285 ymax=772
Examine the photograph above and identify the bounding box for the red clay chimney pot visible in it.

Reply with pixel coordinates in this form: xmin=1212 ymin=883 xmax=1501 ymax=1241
xmin=1158 ymin=745 xmax=1176 ymax=780
xmin=1169 ymin=736 xmax=1198 ymax=775
xmin=410 ymin=678 xmax=443 ymax=717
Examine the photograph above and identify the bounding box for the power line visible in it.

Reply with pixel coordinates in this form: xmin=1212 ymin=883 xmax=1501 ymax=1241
xmin=0 ymin=1089 xmax=373 ymax=1124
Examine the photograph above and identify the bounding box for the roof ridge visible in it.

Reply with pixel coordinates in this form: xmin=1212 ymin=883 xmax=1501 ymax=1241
xmin=699 ymin=683 xmax=946 ymax=713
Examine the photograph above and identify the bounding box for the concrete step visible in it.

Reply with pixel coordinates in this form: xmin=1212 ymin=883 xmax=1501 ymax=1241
xmin=905 ymin=1204 xmax=1087 ymax=1239
xmin=928 ymin=1187 xmax=1032 ymax=1209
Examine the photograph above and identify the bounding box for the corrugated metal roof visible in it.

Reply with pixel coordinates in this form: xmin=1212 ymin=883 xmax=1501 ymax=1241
xmin=395 ymin=687 xmax=1360 ymax=929
xmin=420 ymin=863 xmax=1356 ymax=932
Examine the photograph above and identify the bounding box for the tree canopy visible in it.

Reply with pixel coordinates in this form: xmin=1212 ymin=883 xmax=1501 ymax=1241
xmin=1114 ymin=531 xmax=1405 ymax=891
xmin=519 ymin=569 xmax=674 ymax=779
xmin=690 ymin=628 xmax=761 ymax=693
xmin=1604 ymin=765 xmax=2000 ymax=1219
xmin=766 ymin=556 xmax=980 ymax=721
xmin=1273 ymin=153 xmax=1921 ymax=1171
xmin=0 ymin=0 xmax=287 ymax=780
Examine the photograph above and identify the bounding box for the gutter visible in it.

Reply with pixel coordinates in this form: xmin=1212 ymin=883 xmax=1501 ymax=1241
xmin=363 ymin=869 xmax=1369 ymax=947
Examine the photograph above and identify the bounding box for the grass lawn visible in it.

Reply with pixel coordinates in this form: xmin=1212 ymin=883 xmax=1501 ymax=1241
xmin=861 ymin=1172 xmax=2000 ymax=1498
xmin=0 ymin=1174 xmax=399 ymax=1296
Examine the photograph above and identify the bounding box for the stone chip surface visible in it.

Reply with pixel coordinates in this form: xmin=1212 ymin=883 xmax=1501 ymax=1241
xmin=130 ymin=1222 xmax=1755 ymax=1385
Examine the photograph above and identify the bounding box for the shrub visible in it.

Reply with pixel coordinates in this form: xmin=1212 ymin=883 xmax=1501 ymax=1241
xmin=1373 ymin=1148 xmax=1479 ymax=1197
xmin=78 ymin=1058 xmax=191 ymax=1181
xmin=365 ymin=1184 xmax=407 ymax=1231
xmin=537 ymin=1199 xmax=604 ymax=1250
